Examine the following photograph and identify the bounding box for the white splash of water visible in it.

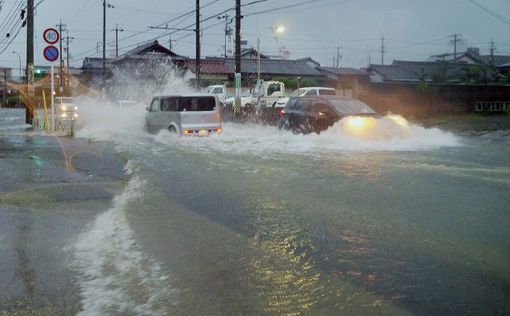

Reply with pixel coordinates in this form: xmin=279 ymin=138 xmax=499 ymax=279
xmin=154 ymin=114 xmax=461 ymax=155
xmin=70 ymin=177 xmax=176 ymax=316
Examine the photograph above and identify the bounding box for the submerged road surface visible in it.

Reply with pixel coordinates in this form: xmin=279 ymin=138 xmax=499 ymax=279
xmin=1 ymin=107 xmax=510 ymax=315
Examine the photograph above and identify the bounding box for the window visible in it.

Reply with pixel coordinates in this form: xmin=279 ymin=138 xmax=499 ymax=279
xmin=160 ymin=97 xmax=179 ymax=111
xmin=178 ymin=97 xmax=216 ymax=112
xmin=295 ymin=99 xmax=310 ymax=111
xmin=150 ymin=98 xmax=160 ymax=112
xmin=285 ymin=99 xmax=298 ymax=110
xmin=288 ymin=88 xmax=307 ymax=97
xmin=319 ymin=89 xmax=336 ymax=95
xmin=305 ymin=89 xmax=317 ymax=96
xmin=312 ymin=102 xmax=330 ymax=112
xmin=267 ymin=84 xmax=281 ymax=96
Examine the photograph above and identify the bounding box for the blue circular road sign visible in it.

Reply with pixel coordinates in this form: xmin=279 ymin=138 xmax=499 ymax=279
xmin=43 ymin=45 xmax=59 ymax=62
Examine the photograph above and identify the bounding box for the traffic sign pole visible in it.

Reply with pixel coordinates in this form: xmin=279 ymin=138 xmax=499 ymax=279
xmin=42 ymin=28 xmax=60 ymax=132
xmin=51 ymin=62 xmax=55 ymax=131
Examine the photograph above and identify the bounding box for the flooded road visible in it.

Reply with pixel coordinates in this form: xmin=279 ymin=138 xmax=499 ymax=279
xmin=1 ymin=107 xmax=509 ymax=315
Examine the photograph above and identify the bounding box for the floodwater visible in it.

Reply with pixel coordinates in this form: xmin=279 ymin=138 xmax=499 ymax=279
xmin=1 ymin=106 xmax=510 ymax=315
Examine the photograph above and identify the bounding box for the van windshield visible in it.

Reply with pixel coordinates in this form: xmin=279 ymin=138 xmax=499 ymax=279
xmin=179 ymin=97 xmax=216 ymax=112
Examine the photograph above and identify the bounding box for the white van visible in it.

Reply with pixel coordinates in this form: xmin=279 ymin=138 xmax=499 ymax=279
xmin=145 ymin=94 xmax=222 ymax=136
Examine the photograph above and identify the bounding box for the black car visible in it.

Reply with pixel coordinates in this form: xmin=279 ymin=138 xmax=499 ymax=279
xmin=279 ymin=96 xmax=378 ymax=134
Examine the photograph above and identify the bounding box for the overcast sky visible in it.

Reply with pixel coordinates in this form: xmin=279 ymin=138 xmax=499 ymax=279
xmin=1 ymin=0 xmax=510 ymax=72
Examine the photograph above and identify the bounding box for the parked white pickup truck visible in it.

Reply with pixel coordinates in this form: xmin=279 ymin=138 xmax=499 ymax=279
xmin=206 ymin=85 xmax=227 ymax=104
xmin=274 ymin=87 xmax=336 ymax=108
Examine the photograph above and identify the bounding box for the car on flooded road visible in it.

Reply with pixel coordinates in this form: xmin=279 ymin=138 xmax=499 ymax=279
xmin=145 ymin=94 xmax=222 ymax=136
xmin=274 ymin=86 xmax=336 ymax=108
xmin=279 ymin=96 xmax=378 ymax=134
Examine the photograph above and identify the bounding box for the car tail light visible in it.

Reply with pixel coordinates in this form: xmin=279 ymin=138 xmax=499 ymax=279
xmin=183 ymin=130 xmax=192 ymax=135
xmin=280 ymin=109 xmax=286 ymax=119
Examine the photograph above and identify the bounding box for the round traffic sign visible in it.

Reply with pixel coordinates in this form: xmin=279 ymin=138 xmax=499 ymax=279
xmin=43 ymin=46 xmax=59 ymax=62
xmin=43 ymin=28 xmax=59 ymax=44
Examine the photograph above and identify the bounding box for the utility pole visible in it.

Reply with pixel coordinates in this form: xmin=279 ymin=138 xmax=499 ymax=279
xmin=451 ymin=33 xmax=461 ymax=63
xmin=102 ymin=0 xmax=106 ymax=95
xmin=195 ymin=0 xmax=200 ymax=84
xmin=336 ymin=46 xmax=341 ymax=68
xmin=3 ymin=69 xmax=6 ymax=108
xmin=57 ymin=19 xmax=66 ymax=93
xmin=65 ymin=35 xmax=74 ymax=69
xmin=26 ymin=0 xmax=34 ymax=124
xmin=114 ymin=24 xmax=124 ymax=57
xmin=169 ymin=35 xmax=173 ymax=50
xmin=65 ymin=35 xmax=74 ymax=89
xmin=234 ymin=0 xmax=241 ymax=116
xmin=235 ymin=0 xmax=241 ymax=75
xmin=218 ymin=14 xmax=231 ymax=57
xmin=489 ymin=39 xmax=496 ymax=66
xmin=380 ymin=35 xmax=385 ymax=65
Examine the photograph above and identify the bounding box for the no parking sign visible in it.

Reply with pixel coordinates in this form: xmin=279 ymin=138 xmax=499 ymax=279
xmin=43 ymin=45 xmax=59 ymax=62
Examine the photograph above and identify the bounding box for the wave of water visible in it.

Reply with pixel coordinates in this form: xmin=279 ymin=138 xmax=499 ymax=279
xmin=69 ymin=176 xmax=176 ymax=315
xmin=153 ymin=114 xmax=461 ymax=155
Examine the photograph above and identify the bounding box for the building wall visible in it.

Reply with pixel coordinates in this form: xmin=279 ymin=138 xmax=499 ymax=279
xmin=360 ymin=82 xmax=510 ymax=118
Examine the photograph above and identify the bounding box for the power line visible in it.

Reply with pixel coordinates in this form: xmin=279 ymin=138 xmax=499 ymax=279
xmin=467 ymin=0 xmax=510 ymax=27
xmin=243 ymin=0 xmax=343 ymax=17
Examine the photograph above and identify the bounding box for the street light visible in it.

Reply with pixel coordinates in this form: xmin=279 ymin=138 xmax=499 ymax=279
xmin=12 ymin=51 xmax=22 ymax=80
xmin=257 ymin=25 xmax=285 ymax=84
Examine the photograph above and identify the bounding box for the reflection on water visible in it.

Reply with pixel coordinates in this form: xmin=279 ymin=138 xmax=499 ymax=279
xmin=15 ymin=220 xmax=35 ymax=298
xmin=244 ymin=198 xmax=322 ymax=315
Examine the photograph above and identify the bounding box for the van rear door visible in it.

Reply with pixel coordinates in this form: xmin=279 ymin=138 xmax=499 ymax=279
xmin=179 ymin=96 xmax=221 ymax=131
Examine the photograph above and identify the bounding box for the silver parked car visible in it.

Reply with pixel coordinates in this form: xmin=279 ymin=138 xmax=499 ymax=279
xmin=145 ymin=94 xmax=222 ymax=136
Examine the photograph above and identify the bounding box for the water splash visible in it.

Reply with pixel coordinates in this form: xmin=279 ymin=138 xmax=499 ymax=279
xmin=154 ymin=114 xmax=461 ymax=155
xmin=69 ymin=177 xmax=177 ymax=315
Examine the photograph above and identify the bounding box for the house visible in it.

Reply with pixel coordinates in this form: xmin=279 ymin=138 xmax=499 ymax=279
xmin=317 ymin=66 xmax=369 ymax=97
xmin=427 ymin=47 xmax=510 ymax=67
xmin=81 ymin=40 xmax=187 ymax=90
xmin=369 ymin=60 xmax=474 ymax=83
xmin=183 ymin=55 xmax=334 ymax=87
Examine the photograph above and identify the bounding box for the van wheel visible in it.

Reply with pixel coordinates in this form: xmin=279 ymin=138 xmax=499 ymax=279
xmin=168 ymin=126 xmax=177 ymax=133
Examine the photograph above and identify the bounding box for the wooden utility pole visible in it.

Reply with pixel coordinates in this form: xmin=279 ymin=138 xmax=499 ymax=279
xmin=195 ymin=0 xmax=200 ymax=84
xmin=451 ymin=34 xmax=461 ymax=63
xmin=57 ymin=20 xmax=66 ymax=92
xmin=235 ymin=0 xmax=241 ymax=75
xmin=490 ymin=39 xmax=496 ymax=66
xmin=234 ymin=0 xmax=242 ymax=116
xmin=102 ymin=0 xmax=106 ymax=93
xmin=114 ymin=24 xmax=124 ymax=57
xmin=336 ymin=46 xmax=341 ymax=68
xmin=3 ymin=69 xmax=7 ymax=108
xmin=380 ymin=35 xmax=385 ymax=65
xmin=26 ymin=0 xmax=34 ymax=124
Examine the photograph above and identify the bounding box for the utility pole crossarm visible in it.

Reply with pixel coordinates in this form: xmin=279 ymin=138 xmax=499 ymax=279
xmin=148 ymin=26 xmax=195 ymax=31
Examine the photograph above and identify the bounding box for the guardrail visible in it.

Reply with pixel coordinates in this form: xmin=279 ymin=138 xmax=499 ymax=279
xmin=475 ymin=101 xmax=510 ymax=113
xmin=33 ymin=108 xmax=75 ymax=135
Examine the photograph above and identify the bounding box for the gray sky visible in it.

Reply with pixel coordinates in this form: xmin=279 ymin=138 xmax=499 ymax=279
xmin=1 ymin=0 xmax=510 ymax=72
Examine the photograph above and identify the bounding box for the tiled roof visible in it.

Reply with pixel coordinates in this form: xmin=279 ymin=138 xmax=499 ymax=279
xmin=319 ymin=66 xmax=369 ymax=76
xmin=370 ymin=60 xmax=467 ymax=81
xmin=479 ymin=55 xmax=510 ymax=66
xmin=185 ymin=59 xmax=230 ymax=74
xmin=82 ymin=57 xmax=113 ymax=69
xmin=185 ymin=57 xmax=323 ymax=76
xmin=115 ymin=40 xmax=185 ymax=60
